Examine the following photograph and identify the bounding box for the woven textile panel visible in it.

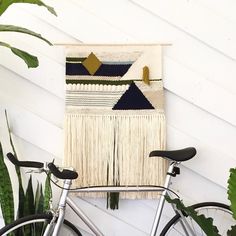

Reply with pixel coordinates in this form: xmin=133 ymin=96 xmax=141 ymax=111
xmin=64 ymin=45 xmax=167 ymax=199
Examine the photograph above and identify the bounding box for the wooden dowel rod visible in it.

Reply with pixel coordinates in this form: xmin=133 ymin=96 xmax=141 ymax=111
xmin=53 ymin=43 xmax=172 ymax=46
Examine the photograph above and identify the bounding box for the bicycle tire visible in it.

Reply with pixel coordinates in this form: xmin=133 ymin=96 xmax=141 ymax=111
xmin=160 ymin=202 xmax=234 ymax=236
xmin=0 ymin=213 xmax=82 ymax=236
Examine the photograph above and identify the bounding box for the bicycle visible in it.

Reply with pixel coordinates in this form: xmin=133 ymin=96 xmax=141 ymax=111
xmin=0 ymin=147 xmax=234 ymax=236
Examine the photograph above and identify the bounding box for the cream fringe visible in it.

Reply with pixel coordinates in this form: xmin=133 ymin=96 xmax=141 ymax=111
xmin=64 ymin=110 xmax=167 ymax=199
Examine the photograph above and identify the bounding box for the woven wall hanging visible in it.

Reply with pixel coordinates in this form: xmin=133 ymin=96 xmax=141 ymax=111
xmin=64 ymin=44 xmax=167 ymax=208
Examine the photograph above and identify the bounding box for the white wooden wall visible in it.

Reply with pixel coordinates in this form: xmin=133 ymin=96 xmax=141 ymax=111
xmin=0 ymin=0 xmax=236 ymax=235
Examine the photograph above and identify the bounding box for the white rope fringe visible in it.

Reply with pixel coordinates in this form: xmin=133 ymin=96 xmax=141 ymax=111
xmin=64 ymin=111 xmax=167 ymax=199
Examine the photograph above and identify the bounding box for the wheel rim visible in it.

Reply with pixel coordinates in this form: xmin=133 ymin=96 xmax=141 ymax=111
xmin=164 ymin=205 xmax=234 ymax=236
xmin=3 ymin=218 xmax=49 ymax=236
xmin=2 ymin=217 xmax=79 ymax=236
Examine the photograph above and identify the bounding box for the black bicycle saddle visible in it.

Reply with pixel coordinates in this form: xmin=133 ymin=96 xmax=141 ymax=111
xmin=149 ymin=147 xmax=197 ymax=162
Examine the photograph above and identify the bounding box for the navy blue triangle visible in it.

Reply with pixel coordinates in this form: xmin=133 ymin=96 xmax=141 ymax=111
xmin=112 ymin=82 xmax=155 ymax=110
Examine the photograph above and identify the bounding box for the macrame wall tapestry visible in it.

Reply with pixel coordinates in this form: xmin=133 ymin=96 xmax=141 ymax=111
xmin=64 ymin=44 xmax=167 ymax=209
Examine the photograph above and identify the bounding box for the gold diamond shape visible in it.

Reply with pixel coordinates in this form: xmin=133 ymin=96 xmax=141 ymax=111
xmin=82 ymin=52 xmax=102 ymax=75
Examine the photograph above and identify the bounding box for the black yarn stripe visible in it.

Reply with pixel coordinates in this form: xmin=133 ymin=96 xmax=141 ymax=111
xmin=66 ymin=57 xmax=86 ymax=62
xmin=66 ymin=80 xmax=133 ymax=85
xmin=66 ymin=63 xmax=132 ymax=76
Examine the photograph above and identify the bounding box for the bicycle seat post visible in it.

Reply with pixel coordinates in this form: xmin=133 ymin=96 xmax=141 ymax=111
xmin=52 ymin=179 xmax=72 ymax=236
xmin=150 ymin=161 xmax=177 ymax=236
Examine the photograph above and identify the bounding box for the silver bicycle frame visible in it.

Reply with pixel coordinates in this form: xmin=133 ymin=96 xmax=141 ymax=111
xmin=49 ymin=162 xmax=196 ymax=236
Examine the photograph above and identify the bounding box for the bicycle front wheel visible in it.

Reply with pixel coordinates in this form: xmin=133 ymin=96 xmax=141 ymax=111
xmin=161 ymin=202 xmax=234 ymax=236
xmin=0 ymin=213 xmax=82 ymax=236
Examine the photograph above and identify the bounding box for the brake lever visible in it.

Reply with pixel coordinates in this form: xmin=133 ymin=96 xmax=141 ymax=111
xmin=25 ymin=168 xmax=44 ymax=174
xmin=51 ymin=174 xmax=59 ymax=183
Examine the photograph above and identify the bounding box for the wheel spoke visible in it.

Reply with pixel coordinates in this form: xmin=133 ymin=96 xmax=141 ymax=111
xmin=0 ymin=214 xmax=81 ymax=236
xmin=161 ymin=203 xmax=234 ymax=236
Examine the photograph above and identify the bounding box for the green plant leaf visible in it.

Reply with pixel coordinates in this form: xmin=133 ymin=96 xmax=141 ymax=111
xmin=11 ymin=47 xmax=39 ymax=68
xmin=0 ymin=0 xmax=57 ymax=16
xmin=0 ymin=25 xmax=52 ymax=45
xmin=0 ymin=142 xmax=14 ymax=225
xmin=227 ymin=225 xmax=236 ymax=236
xmin=166 ymin=196 xmax=220 ymax=236
xmin=5 ymin=110 xmax=25 ymax=219
xmin=17 ymin=183 xmax=25 ymax=220
xmin=35 ymin=182 xmax=44 ymax=214
xmin=34 ymin=183 xmax=44 ymax=235
xmin=0 ymin=41 xmax=38 ymax=68
xmin=35 ymin=181 xmax=40 ymax=212
xmin=24 ymin=175 xmax=35 ymax=216
xmin=43 ymin=173 xmax=52 ymax=212
xmin=23 ymin=177 xmax=35 ymax=235
xmin=228 ymin=168 xmax=236 ymax=220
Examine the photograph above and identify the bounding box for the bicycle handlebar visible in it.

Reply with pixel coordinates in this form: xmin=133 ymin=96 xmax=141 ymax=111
xmin=6 ymin=152 xmax=78 ymax=180
xmin=7 ymin=152 xmax=44 ymax=168
xmin=47 ymin=162 xmax=78 ymax=180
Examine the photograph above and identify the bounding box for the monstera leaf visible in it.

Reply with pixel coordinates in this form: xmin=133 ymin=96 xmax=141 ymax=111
xmin=227 ymin=168 xmax=236 ymax=235
xmin=166 ymin=196 xmax=220 ymax=236
xmin=228 ymin=168 xmax=236 ymax=220
xmin=0 ymin=0 xmax=57 ymax=16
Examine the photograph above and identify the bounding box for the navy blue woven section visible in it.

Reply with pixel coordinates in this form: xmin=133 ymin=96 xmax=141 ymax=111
xmin=66 ymin=63 xmax=90 ymax=75
xmin=94 ymin=64 xmax=131 ymax=76
xmin=66 ymin=63 xmax=132 ymax=76
xmin=113 ymin=82 xmax=155 ymax=110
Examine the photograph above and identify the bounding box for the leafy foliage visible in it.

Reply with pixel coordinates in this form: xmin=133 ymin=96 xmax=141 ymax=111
xmin=5 ymin=111 xmax=25 ymax=218
xmin=0 ymin=0 xmax=57 ymax=16
xmin=0 ymin=111 xmax=52 ymax=229
xmin=226 ymin=168 xmax=236 ymax=235
xmin=166 ymin=196 xmax=221 ymax=236
xmin=0 ymin=0 xmax=56 ymax=67
xmin=0 ymin=0 xmax=55 ymax=229
xmin=0 ymin=25 xmax=52 ymax=45
xmin=227 ymin=225 xmax=236 ymax=236
xmin=0 ymin=142 xmax=14 ymax=225
xmin=24 ymin=176 xmax=35 ymax=216
xmin=43 ymin=173 xmax=52 ymax=212
xmin=228 ymin=168 xmax=236 ymax=220
xmin=35 ymin=182 xmax=44 ymax=214
xmin=10 ymin=44 xmax=39 ymax=68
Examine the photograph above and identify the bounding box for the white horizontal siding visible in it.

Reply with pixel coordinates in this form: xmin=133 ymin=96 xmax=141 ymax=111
xmin=132 ymin=0 xmax=236 ymax=60
xmin=166 ymin=92 xmax=236 ymax=158
xmin=0 ymin=66 xmax=64 ymax=127
xmin=164 ymin=56 xmax=236 ymax=126
xmin=0 ymin=41 xmax=65 ymax=99
xmin=1 ymin=106 xmax=63 ymax=158
xmin=196 ymin=0 xmax=236 ymax=24
xmin=0 ymin=0 xmax=235 ymax=234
